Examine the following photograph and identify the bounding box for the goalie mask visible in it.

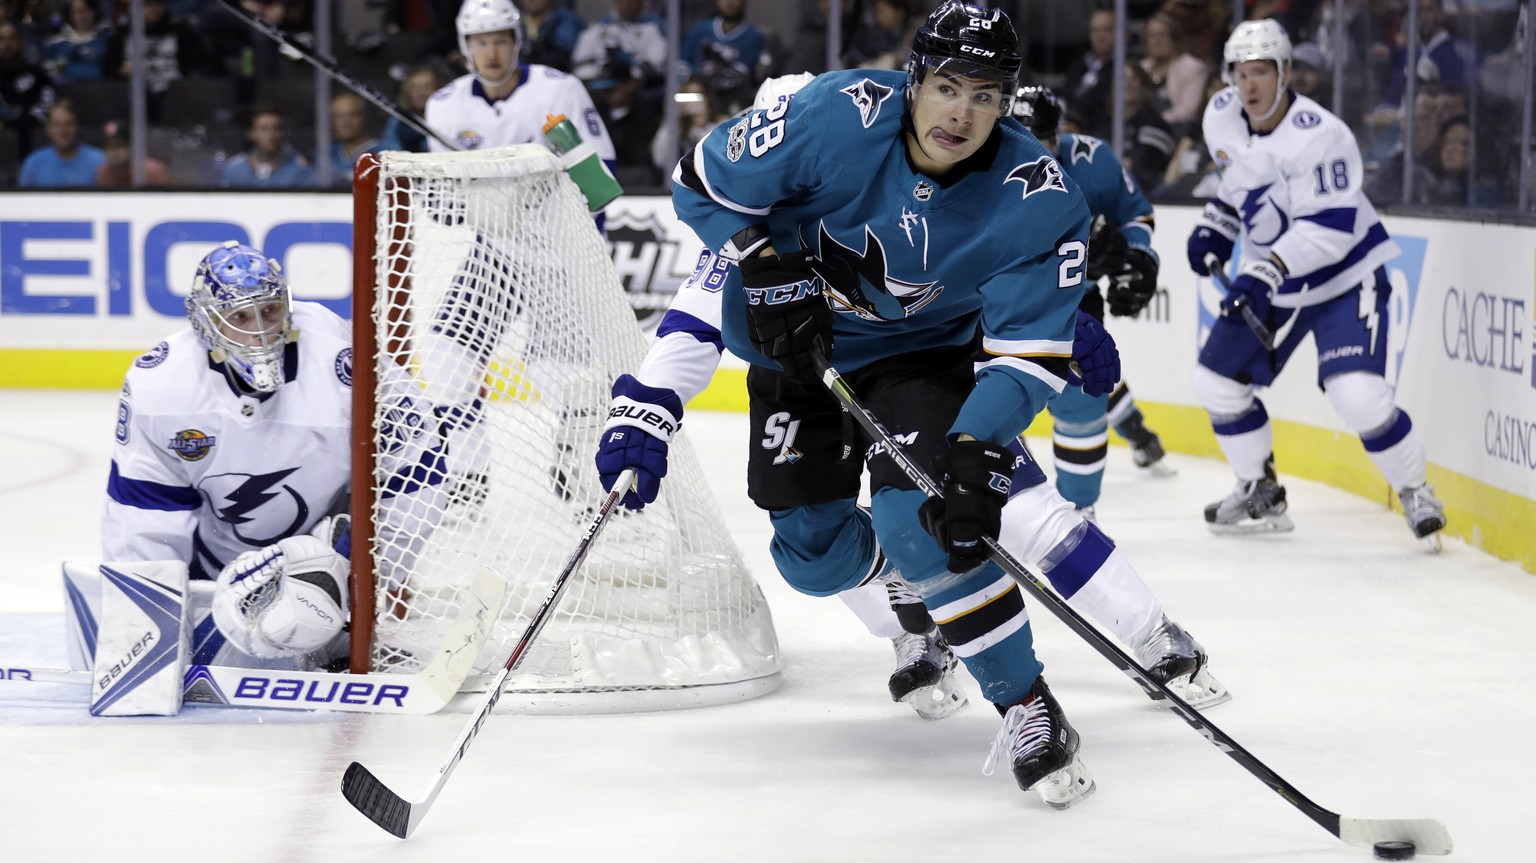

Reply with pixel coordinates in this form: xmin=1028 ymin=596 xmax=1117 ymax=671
xmin=906 ymin=1 xmax=1023 ymax=119
xmin=187 ymin=241 xmax=293 ymax=393
xmin=456 ymin=0 xmax=522 ymax=87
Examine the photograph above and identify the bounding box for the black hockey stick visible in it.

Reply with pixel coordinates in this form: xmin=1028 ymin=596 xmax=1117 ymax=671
xmin=213 ymin=0 xmax=457 ymax=150
xmin=341 ymin=469 xmax=637 ymax=838
xmin=1205 ymin=254 xmax=1277 ymax=350
xmin=809 ymin=352 xmax=1452 ymax=856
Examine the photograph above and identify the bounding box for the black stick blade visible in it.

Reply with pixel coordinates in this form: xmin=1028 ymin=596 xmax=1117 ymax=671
xmin=342 ymin=761 xmax=413 ymax=839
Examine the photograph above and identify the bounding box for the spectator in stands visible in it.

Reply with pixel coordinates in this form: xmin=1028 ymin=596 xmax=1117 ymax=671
xmin=1366 ymin=82 xmax=1465 ymax=203
xmin=650 ymin=75 xmax=721 ymax=177
xmin=42 ymin=0 xmax=112 ymax=82
xmin=1414 ymin=115 xmax=1504 ymax=208
xmin=221 ymin=104 xmax=315 ymax=187
xmin=18 ymin=99 xmax=104 ymax=186
xmin=379 ymin=64 xmax=441 ymax=153
xmin=105 ymin=0 xmax=199 ymax=123
xmin=1289 ymin=41 xmax=1331 ymax=110
xmin=0 ymin=19 xmax=55 ymax=161
xmin=842 ymin=0 xmax=919 ymax=72
xmin=95 ymin=122 xmax=173 ymax=186
xmin=1375 ymin=0 xmax=1475 ymax=114
xmin=1160 ymin=0 xmax=1226 ymax=67
xmin=327 ymin=91 xmax=381 ymax=186
xmin=681 ymin=0 xmax=768 ymax=114
xmin=519 ymin=0 xmax=585 ymax=72
xmin=1064 ymin=8 xmax=1114 ymax=139
xmin=1139 ymin=12 xmax=1210 ymax=131
xmin=1116 ymin=62 xmax=1175 ymax=193
xmin=1156 ymin=72 xmax=1226 ymax=198
xmin=572 ymin=0 xmax=668 ymax=175
xmin=786 ymin=0 xmax=853 ymax=75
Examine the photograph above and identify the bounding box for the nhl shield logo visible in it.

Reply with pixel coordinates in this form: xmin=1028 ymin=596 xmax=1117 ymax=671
xmin=1004 ymin=157 xmax=1068 ymax=201
xmin=913 ymin=181 xmax=933 ymax=201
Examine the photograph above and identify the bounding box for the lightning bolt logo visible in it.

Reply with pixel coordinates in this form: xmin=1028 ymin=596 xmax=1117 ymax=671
xmin=208 ymin=468 xmax=310 ymax=546
xmin=1360 ymin=277 xmax=1381 ymax=356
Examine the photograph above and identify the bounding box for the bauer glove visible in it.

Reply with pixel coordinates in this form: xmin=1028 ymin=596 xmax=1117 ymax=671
xmin=1221 ymin=259 xmax=1284 ymax=319
xmin=596 ymin=373 xmax=683 ymax=509
xmin=918 ymin=439 xmax=1014 ymax=573
xmin=1187 ymin=200 xmax=1240 ymax=276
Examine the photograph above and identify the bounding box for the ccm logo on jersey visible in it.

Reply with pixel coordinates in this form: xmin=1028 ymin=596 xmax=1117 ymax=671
xmin=168 ymin=429 xmax=217 ymax=461
xmin=1004 ymin=157 xmax=1067 ymax=200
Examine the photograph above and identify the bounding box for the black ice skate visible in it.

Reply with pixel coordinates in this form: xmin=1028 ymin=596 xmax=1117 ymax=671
xmin=1398 ymin=483 xmax=1445 ymax=553
xmin=1205 ymin=463 xmax=1292 ymax=534
xmin=1116 ymin=413 xmax=1174 ymax=477
xmin=984 ymin=677 xmax=1096 ymax=809
xmin=888 ymin=627 xmax=968 ymax=720
xmin=1133 ymin=614 xmax=1230 ymax=709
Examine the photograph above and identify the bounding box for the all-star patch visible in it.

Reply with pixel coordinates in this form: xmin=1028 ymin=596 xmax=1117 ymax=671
xmin=168 ymin=429 xmax=217 ymax=461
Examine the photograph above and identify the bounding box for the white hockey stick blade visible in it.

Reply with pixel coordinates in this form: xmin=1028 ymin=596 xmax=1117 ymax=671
xmin=1339 ymin=816 xmax=1453 ymax=856
xmin=2 ymin=567 xmax=504 ymax=715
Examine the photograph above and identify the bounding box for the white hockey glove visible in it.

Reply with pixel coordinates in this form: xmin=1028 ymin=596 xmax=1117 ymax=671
xmin=211 ymin=535 xmax=350 ymax=659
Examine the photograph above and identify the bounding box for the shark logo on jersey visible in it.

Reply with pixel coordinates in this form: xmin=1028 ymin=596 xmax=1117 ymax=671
xmin=1238 ymin=183 xmax=1290 ymax=246
xmin=810 ymin=222 xmax=941 ymax=321
xmin=1004 ymin=157 xmax=1068 ymax=200
xmin=841 ymin=79 xmax=895 ymax=129
xmin=203 ymin=468 xmax=311 ymax=546
xmin=168 ymin=429 xmax=217 ymax=461
xmin=1068 ymin=135 xmax=1103 ymax=165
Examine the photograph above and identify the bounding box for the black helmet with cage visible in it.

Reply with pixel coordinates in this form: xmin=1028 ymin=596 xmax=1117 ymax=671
xmin=906 ymin=1 xmax=1024 ymax=116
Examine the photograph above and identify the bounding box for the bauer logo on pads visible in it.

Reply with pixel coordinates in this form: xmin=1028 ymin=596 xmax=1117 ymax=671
xmin=89 ymin=562 xmax=190 ymax=716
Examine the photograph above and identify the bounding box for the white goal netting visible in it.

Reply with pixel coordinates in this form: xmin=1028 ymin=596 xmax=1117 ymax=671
xmin=354 ymin=146 xmax=780 ymax=711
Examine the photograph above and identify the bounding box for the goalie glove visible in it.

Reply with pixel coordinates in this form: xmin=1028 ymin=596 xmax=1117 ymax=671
xmin=597 ymin=373 xmax=683 ymax=509
xmin=211 ymin=535 xmax=350 ymax=659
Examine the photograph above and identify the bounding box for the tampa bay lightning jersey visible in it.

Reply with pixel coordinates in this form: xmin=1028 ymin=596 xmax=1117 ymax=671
xmin=1203 ymin=88 xmax=1399 ymax=308
xmin=425 ymin=65 xmax=616 ymax=161
xmin=673 ymin=69 xmax=1093 ymax=443
xmin=1053 ymin=132 xmax=1156 ymax=257
xmin=101 ymin=303 xmax=354 ymax=580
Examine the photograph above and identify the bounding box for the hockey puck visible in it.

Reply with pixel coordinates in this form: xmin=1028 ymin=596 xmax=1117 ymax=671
xmin=1373 ymin=840 xmax=1416 ymax=860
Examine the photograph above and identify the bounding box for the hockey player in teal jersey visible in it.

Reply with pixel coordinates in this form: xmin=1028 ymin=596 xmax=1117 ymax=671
xmin=1012 ymin=85 xmax=1172 ymax=518
xmin=608 ymin=1 xmax=1111 ymax=808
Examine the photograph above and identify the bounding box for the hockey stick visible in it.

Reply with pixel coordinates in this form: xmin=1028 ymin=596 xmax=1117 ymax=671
xmin=1205 ymin=254 xmax=1277 ymax=351
xmin=341 ymin=469 xmax=637 ymax=839
xmin=212 ymin=0 xmax=456 ymax=150
xmin=1 ymin=567 xmax=504 ymax=715
xmin=809 ymin=352 xmax=1452 ymax=856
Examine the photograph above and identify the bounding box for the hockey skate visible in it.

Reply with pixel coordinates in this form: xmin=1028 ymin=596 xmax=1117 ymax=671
xmin=1133 ymin=614 xmax=1230 ymax=709
xmin=1204 ymin=473 xmax=1293 ymax=534
xmin=983 ymin=677 xmax=1096 ymax=810
xmin=888 ymin=627 xmax=968 ymax=720
xmin=1398 ymin=484 xmax=1445 ymax=552
xmin=1117 ymin=413 xmax=1174 ymax=477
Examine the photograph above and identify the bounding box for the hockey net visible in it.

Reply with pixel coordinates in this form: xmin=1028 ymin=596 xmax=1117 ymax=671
xmin=349 ymin=146 xmax=780 ymax=712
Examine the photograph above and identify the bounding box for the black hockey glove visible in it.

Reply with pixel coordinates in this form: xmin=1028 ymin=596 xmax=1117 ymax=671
xmin=1085 ymin=215 xmax=1129 ymax=281
xmin=741 ymin=250 xmax=832 ymax=378
xmin=918 ymin=439 xmax=1014 ymax=573
xmin=1106 ymin=247 xmax=1159 ymax=317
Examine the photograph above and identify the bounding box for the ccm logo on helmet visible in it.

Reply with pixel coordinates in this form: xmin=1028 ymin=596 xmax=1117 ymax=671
xmin=960 ymin=45 xmax=996 ymax=57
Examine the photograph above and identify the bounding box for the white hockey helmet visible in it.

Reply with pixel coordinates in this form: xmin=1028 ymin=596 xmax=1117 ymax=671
xmin=752 ymin=72 xmax=815 ymax=112
xmin=187 ymin=241 xmax=293 ymax=393
xmin=457 ymin=0 xmax=523 ymax=83
xmin=1222 ymin=18 xmax=1292 ymax=84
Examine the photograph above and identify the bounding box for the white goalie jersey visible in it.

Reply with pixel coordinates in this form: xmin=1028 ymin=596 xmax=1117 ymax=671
xmin=101 ymin=302 xmax=355 ymax=578
xmin=1203 ymin=89 xmax=1400 ymax=309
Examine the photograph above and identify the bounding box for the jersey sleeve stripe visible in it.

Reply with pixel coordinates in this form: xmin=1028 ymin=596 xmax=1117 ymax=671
xmin=1298 ymin=207 xmax=1356 ymax=233
xmin=1290 ymin=222 xmax=1391 ymax=286
xmin=978 ymin=355 xmax=1071 ymax=392
xmin=107 ymin=461 xmax=200 ymax=511
xmin=672 ymin=145 xmax=709 ymax=196
xmin=981 ymin=336 xmax=1073 ymax=357
xmin=688 ymin=141 xmax=771 ymax=216
xmin=655 ymin=309 xmax=725 ymax=348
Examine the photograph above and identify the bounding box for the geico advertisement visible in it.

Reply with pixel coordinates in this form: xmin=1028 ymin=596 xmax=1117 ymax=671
xmin=0 ymin=193 xmax=703 ymax=349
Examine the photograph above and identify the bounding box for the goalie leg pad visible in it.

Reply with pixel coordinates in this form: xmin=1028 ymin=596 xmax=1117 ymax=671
xmin=75 ymin=560 xmax=191 ymax=716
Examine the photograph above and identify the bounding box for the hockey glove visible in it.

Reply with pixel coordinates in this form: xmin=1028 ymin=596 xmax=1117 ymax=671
xmin=596 ymin=373 xmax=683 ymax=509
xmin=211 ymin=535 xmax=350 ymax=660
xmin=1186 ymin=200 xmax=1240 ymax=276
xmin=1220 ymin=259 xmax=1285 ymax=319
xmin=918 ymin=440 xmax=1014 ymax=573
xmin=740 ymin=250 xmax=832 ymax=378
xmin=1085 ymin=215 xmax=1129 ymax=281
xmin=1068 ymin=309 xmax=1121 ymax=397
xmin=1106 ymin=247 xmax=1160 ymax=317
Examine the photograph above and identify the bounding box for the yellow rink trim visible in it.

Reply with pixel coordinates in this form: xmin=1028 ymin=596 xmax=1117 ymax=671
xmin=9 ymin=351 xmax=1533 ymax=573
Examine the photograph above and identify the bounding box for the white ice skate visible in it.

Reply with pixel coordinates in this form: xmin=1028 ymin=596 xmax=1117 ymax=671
xmin=888 ymin=627 xmax=968 ymax=721
xmin=1133 ymin=614 xmax=1230 ymax=710
xmin=1398 ymin=484 xmax=1445 ymax=553
xmin=1205 ymin=475 xmax=1293 ymax=534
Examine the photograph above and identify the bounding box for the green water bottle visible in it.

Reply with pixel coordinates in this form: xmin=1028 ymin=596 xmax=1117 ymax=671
xmin=543 ymin=113 xmax=623 ymax=212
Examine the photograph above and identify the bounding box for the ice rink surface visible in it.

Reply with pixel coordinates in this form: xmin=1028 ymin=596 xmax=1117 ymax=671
xmin=2 ymin=389 xmax=1532 ymax=862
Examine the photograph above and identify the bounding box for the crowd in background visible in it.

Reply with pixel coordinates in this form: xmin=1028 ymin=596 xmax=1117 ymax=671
xmin=1 ymin=0 xmax=1532 ymax=213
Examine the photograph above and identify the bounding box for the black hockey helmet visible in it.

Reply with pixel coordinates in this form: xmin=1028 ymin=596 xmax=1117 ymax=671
xmin=1012 ymin=85 xmax=1063 ymax=142
xmin=906 ymin=1 xmax=1023 ymax=114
